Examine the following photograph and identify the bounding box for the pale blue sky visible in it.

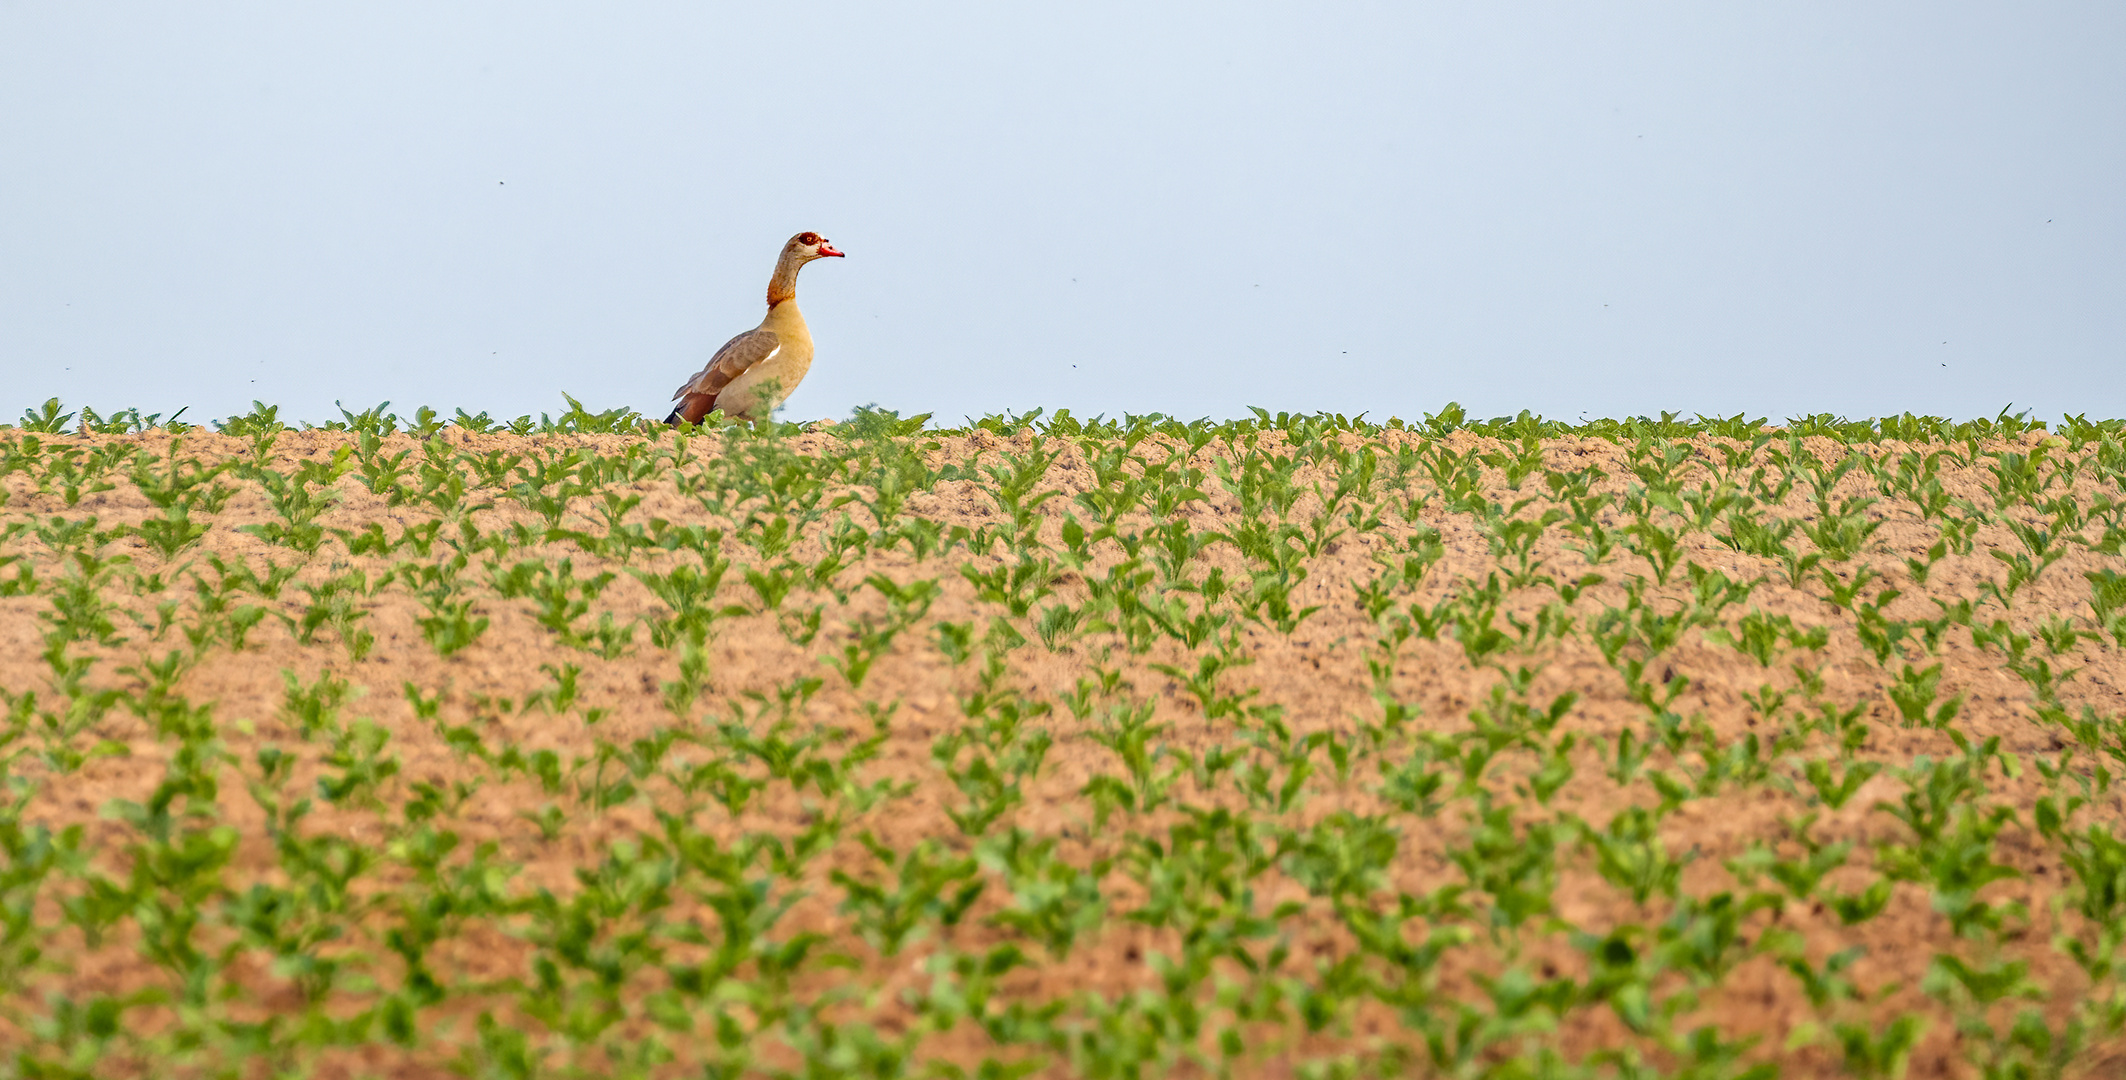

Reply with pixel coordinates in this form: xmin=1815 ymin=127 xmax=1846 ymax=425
xmin=2 ymin=3 xmax=2120 ymax=425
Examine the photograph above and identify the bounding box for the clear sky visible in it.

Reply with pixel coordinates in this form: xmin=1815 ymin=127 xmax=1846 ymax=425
xmin=3 ymin=3 xmax=2120 ymax=426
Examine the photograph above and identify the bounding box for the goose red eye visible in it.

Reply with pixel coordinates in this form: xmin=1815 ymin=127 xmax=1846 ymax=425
xmin=798 ymin=232 xmax=820 ymax=245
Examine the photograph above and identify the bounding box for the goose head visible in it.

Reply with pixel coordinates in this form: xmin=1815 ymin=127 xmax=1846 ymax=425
xmin=788 ymin=231 xmax=845 ymax=262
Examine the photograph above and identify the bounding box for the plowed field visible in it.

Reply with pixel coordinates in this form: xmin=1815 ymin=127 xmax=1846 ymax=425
xmin=2 ymin=405 xmax=2123 ymax=1079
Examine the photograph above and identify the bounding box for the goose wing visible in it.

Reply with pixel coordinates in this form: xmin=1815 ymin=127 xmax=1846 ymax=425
xmin=673 ymin=329 xmax=782 ymax=401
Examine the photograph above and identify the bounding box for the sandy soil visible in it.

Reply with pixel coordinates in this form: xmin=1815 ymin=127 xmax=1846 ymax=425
xmin=0 ymin=421 xmax=2122 ymax=1078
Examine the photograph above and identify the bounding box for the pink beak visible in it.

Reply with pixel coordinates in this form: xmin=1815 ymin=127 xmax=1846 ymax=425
xmin=818 ymin=241 xmax=845 ymax=258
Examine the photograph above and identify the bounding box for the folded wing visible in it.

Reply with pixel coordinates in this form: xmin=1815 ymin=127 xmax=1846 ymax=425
xmin=668 ymin=329 xmax=781 ymax=424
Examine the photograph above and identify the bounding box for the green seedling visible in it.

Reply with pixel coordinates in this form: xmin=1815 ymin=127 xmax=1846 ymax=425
xmin=1970 ymin=617 xmax=2032 ymax=667
xmin=935 ymin=704 xmax=1052 ymax=835
xmin=126 ymin=443 xmax=233 ymax=559
xmin=1622 ymin=513 xmax=1686 ymax=585
xmin=976 ymin=830 xmax=1108 ymax=960
xmin=828 ymin=834 xmax=984 ymax=957
xmin=1984 ymin=446 xmax=2055 ymax=509
xmin=415 ymin=593 xmax=487 ymax=658
xmin=1817 ymin=562 xmax=1881 ymax=611
xmin=2036 ymin=612 xmax=2084 ymax=656
xmin=280 ymin=668 xmax=352 ymax=740
xmin=1821 ymin=872 xmax=1894 ymax=927
xmin=1834 ymin=1013 xmax=1927 ymax=1080
xmin=1602 ymin=726 xmax=1650 ymax=787
xmin=1737 ymin=828 xmax=1852 ymax=905
xmin=1081 ymin=697 xmax=1182 ymax=824
xmin=1903 ymin=536 xmax=1949 ymax=585
xmin=289 ymin=568 xmax=376 ymax=660
xmin=1885 ymin=662 xmax=1963 ymax=728
xmin=1280 ymin=810 xmax=1401 ymax=904
xmin=317 ymin=719 xmax=401 ymax=806
xmin=631 ymin=558 xmax=743 ymax=648
xmin=961 ymin=555 xmax=1053 ymax=618
xmin=1478 ymin=433 xmax=1547 ymax=491
xmin=2089 ymin=569 xmax=2126 ymax=648
xmin=1707 ymin=609 xmax=1828 ymax=666
xmin=237 ymin=447 xmax=353 ymax=554
xmin=827 ymin=615 xmax=902 ymax=690
xmin=1984 ymin=541 xmax=2057 ymax=608
xmin=1378 ymin=740 xmax=1453 ymax=818
xmin=1449 ymin=795 xmax=1562 ymax=941
xmin=1766 ymin=935 xmax=1866 ymax=1010
xmin=1413 ymin=964 xmax=1579 ymax=1075
xmin=1150 ymin=646 xmax=1257 ymax=721
xmin=2008 ymin=652 xmax=2080 ymax=704
xmin=489 ymin=555 xmax=616 ymax=646
xmin=16 ymin=398 xmax=76 ymax=433
xmin=1686 ymin=729 xmax=1769 ymax=797
xmin=32 ymin=443 xmax=131 ymax=506
xmin=1803 ymin=758 xmax=1882 ymax=810
xmin=1585 ymin=806 xmax=1686 ymax=905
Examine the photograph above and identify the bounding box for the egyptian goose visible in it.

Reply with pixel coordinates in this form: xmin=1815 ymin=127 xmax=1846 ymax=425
xmin=666 ymin=231 xmax=845 ymax=424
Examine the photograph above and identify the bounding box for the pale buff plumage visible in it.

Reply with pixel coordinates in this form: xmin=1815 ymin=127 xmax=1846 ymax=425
xmin=667 ymin=231 xmax=843 ymax=424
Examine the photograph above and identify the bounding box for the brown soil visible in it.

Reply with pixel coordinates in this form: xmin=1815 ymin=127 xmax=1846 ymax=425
xmin=0 ymin=424 xmax=2122 ymax=1078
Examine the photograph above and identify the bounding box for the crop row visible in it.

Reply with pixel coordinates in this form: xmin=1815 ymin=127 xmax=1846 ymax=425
xmin=0 ymin=401 xmax=2122 ymax=1078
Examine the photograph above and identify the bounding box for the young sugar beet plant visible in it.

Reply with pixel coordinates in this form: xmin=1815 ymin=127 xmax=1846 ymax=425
xmin=0 ymin=399 xmax=2123 ymax=1077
